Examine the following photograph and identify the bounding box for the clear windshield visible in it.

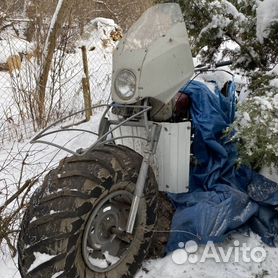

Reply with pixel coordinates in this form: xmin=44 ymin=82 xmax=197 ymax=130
xmin=123 ymin=3 xmax=183 ymax=51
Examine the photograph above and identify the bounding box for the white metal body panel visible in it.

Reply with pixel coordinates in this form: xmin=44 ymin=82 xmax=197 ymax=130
xmin=111 ymin=121 xmax=191 ymax=193
xmin=155 ymin=122 xmax=191 ymax=193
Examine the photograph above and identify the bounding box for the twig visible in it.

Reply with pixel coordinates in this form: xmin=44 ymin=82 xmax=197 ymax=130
xmin=0 ymin=178 xmax=38 ymax=214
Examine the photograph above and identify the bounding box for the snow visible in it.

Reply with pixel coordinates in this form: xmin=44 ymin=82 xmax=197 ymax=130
xmin=199 ymin=15 xmax=231 ymax=38
xmin=256 ymin=0 xmax=278 ymax=43
xmin=0 ymin=35 xmax=34 ymax=63
xmin=50 ymin=209 xmax=60 ymax=215
xmin=51 ymin=271 xmax=63 ymax=278
xmin=195 ymin=68 xmax=233 ymax=92
xmin=88 ymin=251 xmax=120 ymax=269
xmin=135 ymin=233 xmax=278 ymax=278
xmin=270 ymin=78 xmax=278 ymax=88
xmin=89 ymin=257 xmax=109 ymax=269
xmin=269 ymin=66 xmax=278 ymax=88
xmin=242 ymin=111 xmax=251 ymax=123
xmin=260 ymin=165 xmax=278 ymax=183
xmin=27 ymin=252 xmax=55 ymax=272
xmin=0 ymin=252 xmax=20 ymax=278
xmin=42 ymin=0 xmax=64 ymax=58
xmin=197 ymin=0 xmax=247 ymax=38
xmin=254 ymin=96 xmax=273 ymax=110
xmin=89 ymin=17 xmax=116 ymax=28
xmin=79 ymin=17 xmax=118 ymax=49
xmin=222 ymin=0 xmax=246 ymax=21
xmin=30 ymin=216 xmax=37 ymax=222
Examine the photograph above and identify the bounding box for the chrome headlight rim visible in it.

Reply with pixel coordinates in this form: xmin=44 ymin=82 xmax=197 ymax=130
xmin=114 ymin=69 xmax=136 ymax=100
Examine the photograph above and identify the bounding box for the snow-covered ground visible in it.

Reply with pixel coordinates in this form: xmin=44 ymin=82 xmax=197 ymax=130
xmin=137 ymin=233 xmax=278 ymax=278
xmin=1 ymin=231 xmax=278 ymax=278
xmin=0 ymin=254 xmax=19 ymax=278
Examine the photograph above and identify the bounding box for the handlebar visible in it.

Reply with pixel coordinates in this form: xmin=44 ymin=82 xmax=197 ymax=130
xmin=215 ymin=60 xmax=233 ymax=68
xmin=194 ymin=60 xmax=233 ymax=72
xmin=194 ymin=60 xmax=234 ymax=77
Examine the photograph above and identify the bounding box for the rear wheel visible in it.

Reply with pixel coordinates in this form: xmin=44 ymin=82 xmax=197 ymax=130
xmin=18 ymin=145 xmax=158 ymax=278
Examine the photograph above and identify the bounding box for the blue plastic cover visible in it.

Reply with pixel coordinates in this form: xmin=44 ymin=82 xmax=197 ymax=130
xmin=166 ymin=80 xmax=278 ymax=252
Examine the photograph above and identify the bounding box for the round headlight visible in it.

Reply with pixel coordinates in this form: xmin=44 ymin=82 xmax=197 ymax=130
xmin=115 ymin=69 xmax=136 ymax=100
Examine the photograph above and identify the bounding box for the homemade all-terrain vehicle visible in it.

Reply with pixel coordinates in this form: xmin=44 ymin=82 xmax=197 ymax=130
xmin=18 ymin=4 xmax=195 ymax=278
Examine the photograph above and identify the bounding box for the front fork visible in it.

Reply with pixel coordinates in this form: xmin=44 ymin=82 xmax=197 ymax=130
xmin=126 ymin=123 xmax=161 ymax=234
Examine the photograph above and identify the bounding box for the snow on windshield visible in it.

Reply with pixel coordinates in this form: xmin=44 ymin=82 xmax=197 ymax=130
xmin=123 ymin=3 xmax=183 ymax=50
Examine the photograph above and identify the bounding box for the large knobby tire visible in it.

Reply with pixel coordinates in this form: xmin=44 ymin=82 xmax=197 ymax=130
xmin=18 ymin=145 xmax=158 ymax=278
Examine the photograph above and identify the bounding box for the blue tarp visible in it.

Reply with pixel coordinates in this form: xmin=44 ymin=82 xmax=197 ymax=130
xmin=166 ymin=80 xmax=278 ymax=252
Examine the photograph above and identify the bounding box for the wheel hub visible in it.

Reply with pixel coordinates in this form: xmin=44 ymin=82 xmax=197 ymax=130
xmin=88 ymin=204 xmax=119 ymax=248
xmin=82 ymin=190 xmax=133 ymax=272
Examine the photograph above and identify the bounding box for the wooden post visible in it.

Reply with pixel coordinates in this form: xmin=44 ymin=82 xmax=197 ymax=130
xmin=81 ymin=45 xmax=92 ymax=121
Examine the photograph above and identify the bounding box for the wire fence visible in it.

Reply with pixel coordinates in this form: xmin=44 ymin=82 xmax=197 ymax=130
xmin=0 ymin=18 xmax=120 ymax=144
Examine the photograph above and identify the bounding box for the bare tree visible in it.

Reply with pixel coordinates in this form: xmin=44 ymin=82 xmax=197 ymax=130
xmin=36 ymin=0 xmax=75 ymax=128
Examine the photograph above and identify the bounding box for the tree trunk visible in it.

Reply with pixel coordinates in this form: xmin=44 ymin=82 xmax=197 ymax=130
xmin=37 ymin=0 xmax=74 ymax=128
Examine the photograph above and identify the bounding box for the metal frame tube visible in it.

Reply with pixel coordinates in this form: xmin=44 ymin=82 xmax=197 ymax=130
xmin=126 ymin=124 xmax=161 ymax=234
xmin=30 ymin=103 xmax=152 ymax=156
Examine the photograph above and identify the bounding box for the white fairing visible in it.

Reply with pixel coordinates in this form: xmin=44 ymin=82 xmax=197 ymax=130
xmin=155 ymin=122 xmax=191 ymax=193
xmin=112 ymin=4 xmax=194 ymax=104
xmin=111 ymin=121 xmax=191 ymax=193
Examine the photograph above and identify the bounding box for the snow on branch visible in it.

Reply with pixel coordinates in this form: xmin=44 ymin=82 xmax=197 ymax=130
xmin=256 ymin=0 xmax=278 ymax=43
